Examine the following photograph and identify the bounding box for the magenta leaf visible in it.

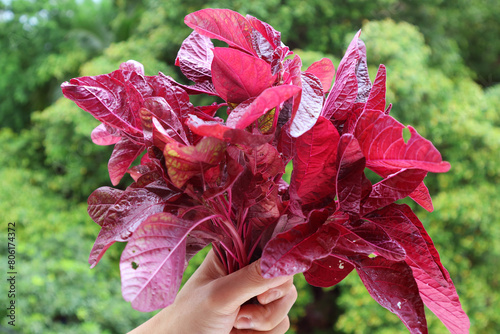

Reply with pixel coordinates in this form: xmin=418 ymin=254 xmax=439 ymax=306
xmin=184 ymin=9 xmax=255 ymax=55
xmin=354 ymin=256 xmax=428 ymax=334
xmin=157 ymin=74 xmax=218 ymax=96
xmin=290 ymin=116 xmax=339 ymax=207
xmin=120 ymin=213 xmax=208 ymax=312
xmin=87 ymin=186 xmax=168 ymax=268
xmin=321 ymin=31 xmax=361 ymax=120
xmin=226 ymin=85 xmax=301 ymax=129
xmin=144 ymin=97 xmax=188 ymax=145
xmin=246 ymin=15 xmax=282 ymax=62
xmin=355 ymin=109 xmax=451 ymax=176
xmin=364 ymin=64 xmax=387 ymax=112
xmin=175 ymin=31 xmax=214 ymax=83
xmin=289 ymin=72 xmax=324 ymax=138
xmin=261 ymin=210 xmax=340 ymax=278
xmin=211 ymin=47 xmax=276 ymax=104
xmin=108 ymin=136 xmax=144 ymax=185
xmin=148 ymin=73 xmax=195 ymax=117
xmin=91 ymin=123 xmax=121 ymax=146
xmin=305 ymin=58 xmax=335 ymax=93
xmin=304 ymin=255 xmax=354 ymax=287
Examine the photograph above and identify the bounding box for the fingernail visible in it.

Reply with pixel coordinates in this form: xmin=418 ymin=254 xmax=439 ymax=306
xmin=263 ymin=289 xmax=282 ymax=304
xmin=235 ymin=316 xmax=254 ymax=329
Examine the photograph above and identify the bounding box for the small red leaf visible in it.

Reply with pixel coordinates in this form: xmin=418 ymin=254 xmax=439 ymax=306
xmin=364 ymin=64 xmax=386 ymax=112
xmin=409 ymin=182 xmax=434 ymax=212
xmin=108 ymin=136 xmax=144 ymax=185
xmin=304 ymin=255 xmax=354 ymax=287
xmin=211 ymin=47 xmax=276 ymax=104
xmin=226 ymin=85 xmax=301 ymax=130
xmin=91 ymin=123 xmax=121 ymax=146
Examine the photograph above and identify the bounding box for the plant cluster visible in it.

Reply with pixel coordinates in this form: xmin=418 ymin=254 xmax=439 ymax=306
xmin=62 ymin=8 xmax=469 ymax=333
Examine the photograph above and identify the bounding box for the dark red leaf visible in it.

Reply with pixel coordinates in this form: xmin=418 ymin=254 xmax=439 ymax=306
xmin=108 ymin=136 xmax=144 ymax=185
xmin=87 ymin=186 xmax=167 ymax=268
xmin=364 ymin=64 xmax=386 ymax=112
xmin=355 ymin=109 xmax=451 ymax=176
xmin=305 ymin=58 xmax=335 ymax=93
xmin=211 ymin=47 xmax=276 ymax=104
xmin=184 ymin=8 xmax=256 ymax=55
xmin=354 ymin=256 xmax=428 ymax=334
xmin=175 ymin=31 xmax=214 ymax=83
xmin=360 ymin=169 xmax=427 ymax=215
xmin=304 ymin=255 xmax=354 ymax=287
xmin=290 ymin=116 xmax=339 ymax=207
xmin=336 ymin=134 xmax=367 ymax=215
xmin=409 ymin=182 xmax=434 ymax=212
xmin=261 ymin=210 xmax=340 ymax=277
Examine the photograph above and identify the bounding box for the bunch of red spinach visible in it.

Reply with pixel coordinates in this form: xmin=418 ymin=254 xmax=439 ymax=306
xmin=61 ymin=8 xmax=469 ymax=333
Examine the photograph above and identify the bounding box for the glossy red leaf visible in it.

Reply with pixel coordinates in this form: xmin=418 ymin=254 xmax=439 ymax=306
xmin=163 ymin=137 xmax=226 ymax=188
xmin=304 ymin=254 xmax=354 ymax=287
xmin=87 ymin=186 xmax=167 ymax=268
xmin=290 ymin=116 xmax=339 ymax=207
xmin=211 ymin=47 xmax=276 ymax=104
xmin=91 ymin=123 xmax=121 ymax=146
xmin=364 ymin=64 xmax=386 ymax=112
xmin=184 ymin=8 xmax=256 ymax=55
xmin=261 ymin=210 xmax=340 ymax=277
xmin=336 ymin=134 xmax=366 ymax=215
xmin=246 ymin=15 xmax=282 ymax=62
xmin=186 ymin=114 xmax=273 ymax=147
xmin=157 ymin=74 xmax=218 ymax=96
xmin=366 ymin=205 xmax=470 ymax=332
xmin=321 ymin=31 xmax=361 ymax=121
xmin=226 ymin=85 xmax=301 ymax=129
xmin=144 ymin=97 xmax=188 ymax=145
xmin=149 ymin=73 xmax=195 ymax=117
xmin=120 ymin=213 xmax=208 ymax=312
xmin=305 ymin=58 xmax=335 ymax=93
xmin=175 ymin=31 xmax=214 ymax=83
xmin=409 ymin=182 xmax=434 ymax=212
xmin=355 ymin=109 xmax=451 ymax=176
xmin=108 ymin=136 xmax=144 ymax=185
xmin=354 ymin=256 xmax=428 ymax=334
xmin=289 ymin=72 xmax=324 ymax=138
xmin=360 ymin=169 xmax=427 ymax=215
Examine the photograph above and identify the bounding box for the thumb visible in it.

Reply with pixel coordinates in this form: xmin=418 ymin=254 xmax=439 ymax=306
xmin=211 ymin=259 xmax=292 ymax=310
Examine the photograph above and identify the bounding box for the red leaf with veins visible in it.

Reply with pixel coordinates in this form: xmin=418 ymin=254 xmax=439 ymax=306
xmin=304 ymin=255 xmax=354 ymax=288
xmin=91 ymin=123 xmax=121 ymax=146
xmin=184 ymin=8 xmax=256 ymax=55
xmin=175 ymin=31 xmax=214 ymax=83
xmin=354 ymin=256 xmax=428 ymax=334
xmin=364 ymin=64 xmax=387 ymax=112
xmin=290 ymin=116 xmax=339 ymax=207
xmin=120 ymin=213 xmax=210 ymax=312
xmin=355 ymin=109 xmax=451 ymax=176
xmin=108 ymin=136 xmax=144 ymax=185
xmin=211 ymin=47 xmax=276 ymax=104
xmin=409 ymin=182 xmax=434 ymax=212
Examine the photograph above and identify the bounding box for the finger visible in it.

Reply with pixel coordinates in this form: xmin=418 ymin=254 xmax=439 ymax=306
xmin=257 ymin=277 xmax=294 ymax=305
xmin=210 ymin=259 xmax=293 ymax=310
xmin=234 ymin=283 xmax=297 ymax=331
xmin=230 ymin=317 xmax=290 ymax=334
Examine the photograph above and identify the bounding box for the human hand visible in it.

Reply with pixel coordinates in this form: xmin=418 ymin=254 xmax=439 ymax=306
xmin=129 ymin=249 xmax=297 ymax=334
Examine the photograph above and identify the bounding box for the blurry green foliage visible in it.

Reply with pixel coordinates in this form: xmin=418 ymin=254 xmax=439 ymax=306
xmin=1 ymin=0 xmax=499 ymax=333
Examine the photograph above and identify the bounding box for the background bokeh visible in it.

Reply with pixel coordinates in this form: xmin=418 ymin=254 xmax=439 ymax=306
xmin=1 ymin=0 xmax=499 ymax=333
